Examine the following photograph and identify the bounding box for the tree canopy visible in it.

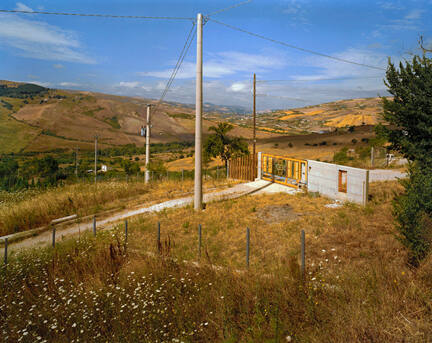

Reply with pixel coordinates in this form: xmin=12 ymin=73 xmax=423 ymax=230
xmin=382 ymin=50 xmax=432 ymax=265
xmin=382 ymin=54 xmax=432 ymax=167
xmin=203 ymin=122 xmax=249 ymax=167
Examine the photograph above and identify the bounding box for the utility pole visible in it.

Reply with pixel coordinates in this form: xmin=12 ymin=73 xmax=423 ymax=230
xmin=253 ymin=73 xmax=256 ymax=177
xmin=194 ymin=13 xmax=203 ymax=211
xmin=74 ymin=146 xmax=79 ymax=177
xmin=145 ymin=104 xmax=151 ymax=183
xmin=94 ymin=135 xmax=98 ymax=185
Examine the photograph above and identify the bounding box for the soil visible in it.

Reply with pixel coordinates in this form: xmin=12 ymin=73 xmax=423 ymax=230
xmin=255 ymin=204 xmax=300 ymax=224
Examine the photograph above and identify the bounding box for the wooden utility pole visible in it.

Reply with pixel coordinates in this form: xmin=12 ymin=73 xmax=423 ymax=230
xmin=194 ymin=13 xmax=203 ymax=211
xmin=253 ymin=73 xmax=256 ymax=177
xmin=145 ymin=104 xmax=151 ymax=183
xmin=94 ymin=135 xmax=98 ymax=184
xmin=75 ymin=146 xmax=79 ymax=177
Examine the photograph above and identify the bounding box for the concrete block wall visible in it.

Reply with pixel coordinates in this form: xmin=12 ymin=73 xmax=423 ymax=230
xmin=307 ymin=160 xmax=369 ymax=205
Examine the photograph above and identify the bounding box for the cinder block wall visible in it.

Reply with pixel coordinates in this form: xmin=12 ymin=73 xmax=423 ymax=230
xmin=307 ymin=160 xmax=369 ymax=205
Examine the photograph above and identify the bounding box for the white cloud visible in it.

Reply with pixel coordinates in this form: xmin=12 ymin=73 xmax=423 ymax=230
xmin=404 ymin=9 xmax=423 ymax=20
xmin=140 ymin=51 xmax=287 ymax=79
xmin=229 ymin=82 xmax=248 ymax=92
xmin=15 ymin=2 xmax=33 ymax=12
xmin=59 ymin=82 xmax=80 ymax=87
xmin=53 ymin=64 xmax=64 ymax=69
xmin=119 ymin=81 xmax=140 ymax=88
xmin=376 ymin=8 xmax=424 ymax=32
xmin=18 ymin=80 xmax=51 ymax=87
xmin=0 ymin=14 xmax=95 ymax=64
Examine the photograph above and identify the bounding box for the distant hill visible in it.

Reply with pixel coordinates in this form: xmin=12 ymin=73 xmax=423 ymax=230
xmin=0 ymin=81 xmax=277 ymax=154
xmin=218 ymin=97 xmax=386 ymax=135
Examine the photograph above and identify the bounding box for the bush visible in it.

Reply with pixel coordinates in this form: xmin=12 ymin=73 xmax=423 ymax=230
xmin=394 ymin=166 xmax=432 ymax=265
xmin=351 ymin=139 xmax=358 ymax=144
xmin=333 ymin=147 xmax=350 ymax=163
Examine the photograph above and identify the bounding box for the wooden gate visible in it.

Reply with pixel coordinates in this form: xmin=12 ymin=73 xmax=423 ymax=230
xmin=261 ymin=153 xmax=308 ymax=188
xmin=229 ymin=154 xmax=257 ymax=181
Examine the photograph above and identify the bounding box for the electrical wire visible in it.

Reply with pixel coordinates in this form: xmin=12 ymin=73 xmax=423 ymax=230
xmin=206 ymin=0 xmax=253 ymax=17
xmin=208 ymin=18 xmax=386 ymax=71
xmin=257 ymin=76 xmax=384 ymax=82
xmin=0 ymin=9 xmax=194 ymax=21
xmin=151 ymin=22 xmax=196 ymax=117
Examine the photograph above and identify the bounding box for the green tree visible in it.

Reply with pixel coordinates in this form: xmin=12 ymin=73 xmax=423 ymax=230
xmin=382 ymin=49 xmax=432 ymax=265
xmin=203 ymin=122 xmax=249 ymax=168
xmin=121 ymin=159 xmax=140 ymax=175
xmin=382 ymin=54 xmax=432 ymax=166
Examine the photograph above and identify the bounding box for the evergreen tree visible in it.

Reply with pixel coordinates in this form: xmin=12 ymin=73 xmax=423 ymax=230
xmin=382 ymin=50 xmax=432 ymax=265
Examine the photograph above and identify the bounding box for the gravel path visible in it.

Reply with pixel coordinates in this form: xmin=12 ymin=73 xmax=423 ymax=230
xmin=1 ymin=181 xmax=273 ymax=256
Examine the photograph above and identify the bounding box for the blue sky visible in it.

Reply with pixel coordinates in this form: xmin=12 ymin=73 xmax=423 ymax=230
xmin=0 ymin=0 xmax=431 ymax=111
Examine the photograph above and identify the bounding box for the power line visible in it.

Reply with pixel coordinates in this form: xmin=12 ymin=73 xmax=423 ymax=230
xmin=257 ymin=76 xmax=384 ymax=82
xmin=206 ymin=0 xmax=253 ymax=17
xmin=152 ymin=22 xmax=196 ymax=117
xmin=208 ymin=18 xmax=386 ymax=71
xmin=0 ymin=9 xmax=194 ymax=21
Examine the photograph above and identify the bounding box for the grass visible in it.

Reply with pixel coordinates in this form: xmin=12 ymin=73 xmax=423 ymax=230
xmin=2 ymin=181 xmax=432 ymax=341
xmin=0 ymin=178 xmax=235 ymax=236
xmin=0 ymin=105 xmax=40 ymax=153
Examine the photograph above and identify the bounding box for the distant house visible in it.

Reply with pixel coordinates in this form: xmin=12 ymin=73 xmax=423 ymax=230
xmin=140 ymin=126 xmax=146 ymax=137
xmin=101 ymin=165 xmax=108 ymax=172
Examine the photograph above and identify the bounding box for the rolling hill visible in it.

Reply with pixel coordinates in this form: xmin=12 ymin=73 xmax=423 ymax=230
xmin=221 ymin=97 xmax=386 ymax=135
xmin=0 ymin=81 xmax=276 ymax=154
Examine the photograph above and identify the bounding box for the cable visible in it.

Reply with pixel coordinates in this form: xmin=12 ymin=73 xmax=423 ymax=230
xmin=151 ymin=23 xmax=196 ymax=117
xmin=258 ymin=94 xmax=310 ymax=102
xmin=208 ymin=18 xmax=386 ymax=71
xmin=257 ymin=76 xmax=384 ymax=82
xmin=0 ymin=9 xmax=194 ymax=21
xmin=206 ymin=0 xmax=253 ymax=17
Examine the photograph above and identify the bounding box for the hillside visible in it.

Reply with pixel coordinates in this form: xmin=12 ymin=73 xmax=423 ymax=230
xmin=0 ymin=81 xmax=276 ymax=154
xmin=221 ymin=97 xmax=386 ymax=135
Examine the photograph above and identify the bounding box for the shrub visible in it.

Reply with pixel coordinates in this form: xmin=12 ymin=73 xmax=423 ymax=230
xmin=333 ymin=147 xmax=349 ymax=163
xmin=393 ymin=166 xmax=432 ymax=265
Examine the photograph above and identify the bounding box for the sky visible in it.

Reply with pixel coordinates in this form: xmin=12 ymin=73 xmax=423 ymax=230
xmin=0 ymin=0 xmax=431 ymax=111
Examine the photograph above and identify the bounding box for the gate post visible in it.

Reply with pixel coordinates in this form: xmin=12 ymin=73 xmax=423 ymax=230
xmin=257 ymin=152 xmax=262 ymax=180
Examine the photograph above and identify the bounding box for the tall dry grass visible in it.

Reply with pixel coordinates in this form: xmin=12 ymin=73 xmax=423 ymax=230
xmin=0 ymin=178 xmax=235 ymax=236
xmin=2 ymin=180 xmax=432 ymax=341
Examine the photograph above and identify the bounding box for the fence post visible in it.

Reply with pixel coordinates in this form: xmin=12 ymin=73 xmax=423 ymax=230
xmin=124 ymin=219 xmax=128 ymax=244
xmin=198 ymin=224 xmax=202 ymax=260
xmin=4 ymin=238 xmax=7 ymax=265
xmin=246 ymin=227 xmax=250 ymax=268
xmin=52 ymin=226 xmax=56 ymax=248
xmin=300 ymin=230 xmax=305 ymax=281
xmin=157 ymin=222 xmax=161 ymax=253
xmin=93 ymin=216 xmax=96 ymax=237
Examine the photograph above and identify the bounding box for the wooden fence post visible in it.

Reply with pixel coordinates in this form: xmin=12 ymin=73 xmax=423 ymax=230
xmin=157 ymin=222 xmax=161 ymax=253
xmin=52 ymin=226 xmax=56 ymax=248
xmin=124 ymin=220 xmax=128 ymax=244
xmin=301 ymin=230 xmax=305 ymax=281
xmin=3 ymin=238 xmax=7 ymax=265
xmin=246 ymin=227 xmax=250 ymax=268
xmin=198 ymin=224 xmax=202 ymax=259
xmin=93 ymin=216 xmax=96 ymax=237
